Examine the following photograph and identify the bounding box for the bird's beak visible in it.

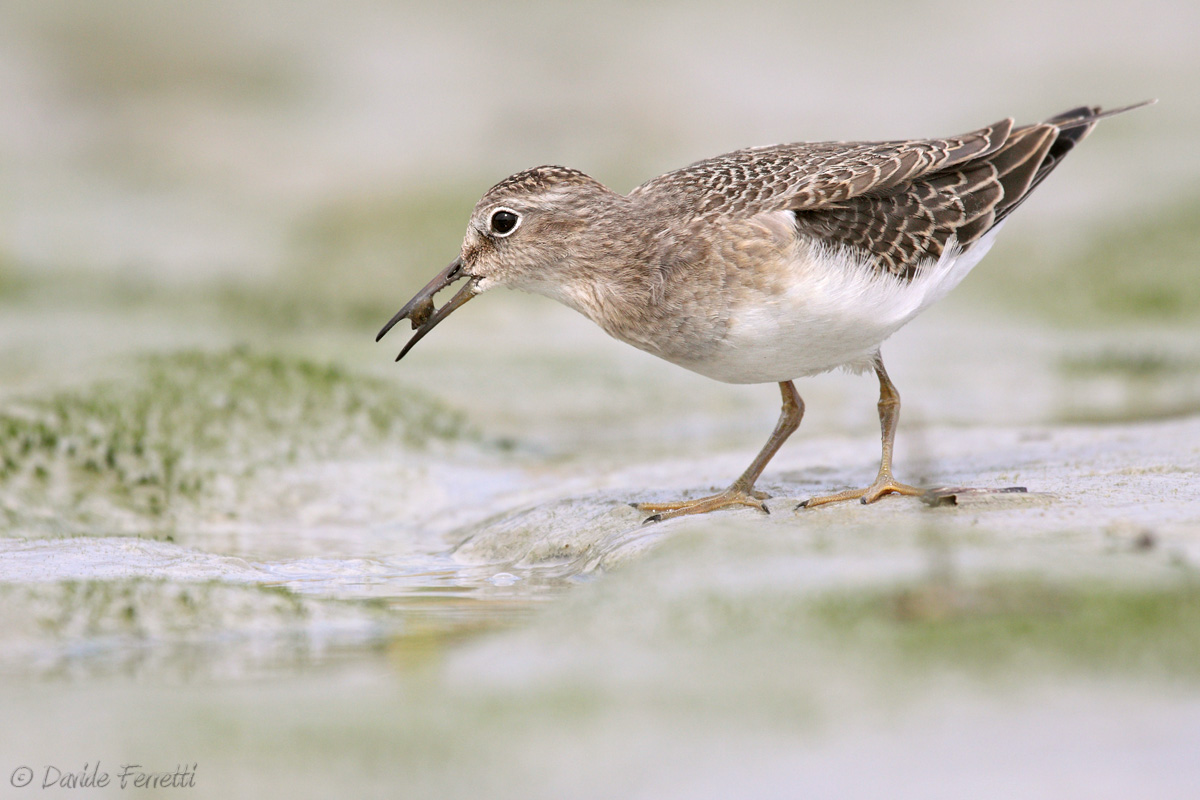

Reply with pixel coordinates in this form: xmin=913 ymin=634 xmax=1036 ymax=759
xmin=376 ymin=257 xmax=480 ymax=361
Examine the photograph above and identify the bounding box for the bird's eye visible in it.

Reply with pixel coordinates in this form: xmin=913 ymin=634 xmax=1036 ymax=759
xmin=489 ymin=208 xmax=521 ymax=237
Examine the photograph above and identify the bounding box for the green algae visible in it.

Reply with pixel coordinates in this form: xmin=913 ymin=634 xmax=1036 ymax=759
xmin=0 ymin=578 xmax=407 ymax=681
xmin=11 ymin=580 xmax=309 ymax=640
xmin=0 ymin=347 xmax=466 ymax=530
xmin=813 ymin=577 xmax=1200 ymax=680
xmin=0 ymin=577 xmax=541 ymax=681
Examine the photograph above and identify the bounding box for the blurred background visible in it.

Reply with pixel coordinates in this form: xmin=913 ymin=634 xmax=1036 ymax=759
xmin=2 ymin=1 xmax=1199 ymax=797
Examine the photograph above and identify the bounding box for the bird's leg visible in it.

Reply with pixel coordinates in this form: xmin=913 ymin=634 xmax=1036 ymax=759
xmin=800 ymin=354 xmax=923 ymax=509
xmin=638 ymin=381 xmax=804 ymax=522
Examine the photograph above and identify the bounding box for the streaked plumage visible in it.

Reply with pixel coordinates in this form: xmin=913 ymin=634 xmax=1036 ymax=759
xmin=379 ymin=102 xmax=1153 ymax=521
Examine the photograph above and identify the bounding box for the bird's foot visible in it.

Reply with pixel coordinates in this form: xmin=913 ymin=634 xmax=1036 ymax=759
xmin=798 ymin=477 xmax=923 ymax=509
xmin=636 ymin=487 xmax=769 ymax=523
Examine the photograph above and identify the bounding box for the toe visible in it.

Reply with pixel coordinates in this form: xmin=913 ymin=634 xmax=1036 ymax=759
xmin=798 ymin=488 xmax=866 ymax=509
xmin=636 ymin=489 xmax=767 ymax=521
xmin=861 ymin=480 xmax=923 ymax=504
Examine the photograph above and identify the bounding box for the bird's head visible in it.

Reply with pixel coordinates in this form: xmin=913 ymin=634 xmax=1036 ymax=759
xmin=377 ymin=165 xmax=614 ymax=360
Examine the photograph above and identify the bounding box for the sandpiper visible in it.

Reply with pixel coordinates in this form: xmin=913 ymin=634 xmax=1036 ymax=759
xmin=378 ymin=102 xmax=1153 ymax=521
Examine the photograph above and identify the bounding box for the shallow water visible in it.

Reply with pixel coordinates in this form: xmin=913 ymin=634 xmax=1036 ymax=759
xmin=3 ymin=0 xmax=1200 ymax=797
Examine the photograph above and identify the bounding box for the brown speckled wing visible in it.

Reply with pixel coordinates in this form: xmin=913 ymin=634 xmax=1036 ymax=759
xmin=794 ymin=123 xmax=1060 ymax=277
xmin=631 ymin=118 xmax=1014 ymax=218
xmin=792 ymin=160 xmax=1002 ymax=276
xmin=634 ymin=107 xmax=1125 ymax=279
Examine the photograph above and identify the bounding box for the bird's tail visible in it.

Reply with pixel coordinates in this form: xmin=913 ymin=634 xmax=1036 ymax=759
xmin=989 ymin=99 xmax=1156 ymax=226
xmin=1048 ymin=99 xmax=1157 ymax=135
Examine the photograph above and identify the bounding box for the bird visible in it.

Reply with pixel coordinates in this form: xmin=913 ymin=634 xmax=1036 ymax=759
xmin=377 ymin=101 xmax=1153 ymax=522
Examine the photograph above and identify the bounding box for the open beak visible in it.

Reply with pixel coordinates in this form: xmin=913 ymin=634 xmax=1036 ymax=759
xmin=376 ymin=257 xmax=480 ymax=361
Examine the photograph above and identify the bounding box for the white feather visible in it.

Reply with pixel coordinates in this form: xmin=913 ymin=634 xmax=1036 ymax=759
xmin=682 ymin=222 xmax=1005 ymax=384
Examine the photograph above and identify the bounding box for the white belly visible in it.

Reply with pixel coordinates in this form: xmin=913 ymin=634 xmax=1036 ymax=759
xmin=676 ymin=224 xmax=1003 ymax=384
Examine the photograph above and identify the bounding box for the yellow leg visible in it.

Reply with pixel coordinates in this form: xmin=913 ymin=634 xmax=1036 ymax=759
xmin=638 ymin=381 xmax=804 ymax=522
xmin=800 ymin=354 xmax=923 ymax=509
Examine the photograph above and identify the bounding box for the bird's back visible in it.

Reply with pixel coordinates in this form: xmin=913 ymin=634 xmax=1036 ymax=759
xmin=631 ymin=104 xmax=1146 ymax=279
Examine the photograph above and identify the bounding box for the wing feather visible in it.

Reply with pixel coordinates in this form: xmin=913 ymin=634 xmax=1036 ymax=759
xmin=634 ymin=104 xmax=1149 ymax=280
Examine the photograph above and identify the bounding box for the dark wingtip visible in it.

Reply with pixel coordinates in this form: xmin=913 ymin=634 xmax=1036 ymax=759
xmin=1049 ymin=99 xmax=1157 ymax=132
